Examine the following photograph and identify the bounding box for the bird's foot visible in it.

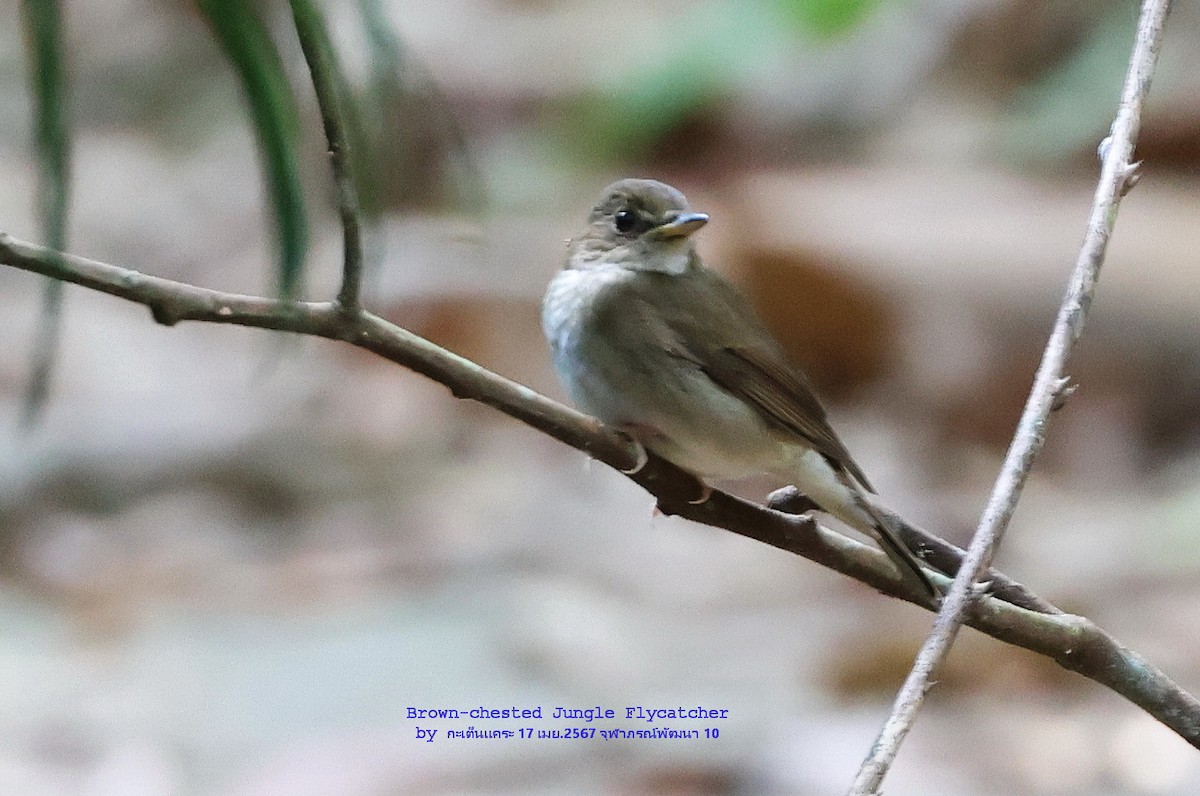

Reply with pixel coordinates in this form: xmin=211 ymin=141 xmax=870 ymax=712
xmin=687 ymin=483 xmax=713 ymax=505
xmin=766 ymin=486 xmax=819 ymax=515
xmin=617 ymin=439 xmax=649 ymax=475
xmin=970 ymin=578 xmax=995 ymax=598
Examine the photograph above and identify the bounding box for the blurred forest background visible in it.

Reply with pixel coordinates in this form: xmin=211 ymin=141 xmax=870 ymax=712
xmin=2 ymin=1 xmax=1200 ymax=793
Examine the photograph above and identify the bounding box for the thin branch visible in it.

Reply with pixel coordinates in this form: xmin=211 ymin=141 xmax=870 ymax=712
xmin=2 ymin=230 xmax=1198 ymax=747
xmin=288 ymin=0 xmax=365 ymax=311
xmin=850 ymin=1 xmax=1174 ymax=792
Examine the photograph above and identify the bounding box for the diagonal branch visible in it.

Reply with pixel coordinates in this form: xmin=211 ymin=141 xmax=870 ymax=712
xmin=850 ymin=1 xmax=1175 ymax=792
xmin=1 ymin=230 xmax=1198 ymax=748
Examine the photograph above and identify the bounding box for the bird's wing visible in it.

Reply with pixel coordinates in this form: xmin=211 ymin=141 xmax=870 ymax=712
xmin=661 ymin=269 xmax=876 ymax=492
xmin=700 ymin=345 xmax=874 ymax=492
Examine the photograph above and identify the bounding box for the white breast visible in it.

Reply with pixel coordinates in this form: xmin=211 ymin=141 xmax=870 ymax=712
xmin=541 ymin=266 xmax=625 ymax=349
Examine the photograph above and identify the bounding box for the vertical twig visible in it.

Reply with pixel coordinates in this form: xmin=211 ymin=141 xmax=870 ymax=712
xmin=849 ymin=1 xmax=1173 ymax=792
xmin=19 ymin=0 xmax=71 ymax=426
xmin=288 ymin=0 xmax=365 ymax=311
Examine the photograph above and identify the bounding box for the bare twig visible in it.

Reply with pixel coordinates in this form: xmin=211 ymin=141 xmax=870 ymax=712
xmin=2 ymin=230 xmax=1198 ymax=747
xmin=288 ymin=0 xmax=365 ymax=311
xmin=850 ymin=2 xmax=1174 ymax=792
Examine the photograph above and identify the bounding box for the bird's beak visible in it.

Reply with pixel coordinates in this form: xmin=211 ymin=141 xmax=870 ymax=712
xmin=648 ymin=212 xmax=709 ymax=240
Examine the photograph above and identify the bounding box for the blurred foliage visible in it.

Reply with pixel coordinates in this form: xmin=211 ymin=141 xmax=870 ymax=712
xmin=353 ymin=0 xmax=482 ymax=215
xmin=20 ymin=0 xmax=70 ymax=248
xmin=17 ymin=0 xmax=476 ymax=317
xmin=1004 ymin=2 xmax=1138 ymax=163
xmin=19 ymin=0 xmax=70 ymax=426
xmin=196 ymin=0 xmax=477 ymax=295
xmin=779 ymin=0 xmax=884 ymax=38
xmin=565 ymin=0 xmax=885 ymax=163
xmin=196 ymin=0 xmax=309 ymax=298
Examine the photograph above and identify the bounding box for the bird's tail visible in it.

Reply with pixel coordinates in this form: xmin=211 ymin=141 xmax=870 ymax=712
xmin=861 ymin=499 xmax=940 ymax=603
xmin=834 ymin=475 xmax=940 ymax=603
xmin=783 ymin=449 xmax=939 ymax=602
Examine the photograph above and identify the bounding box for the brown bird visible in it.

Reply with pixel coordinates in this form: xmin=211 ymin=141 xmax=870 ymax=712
xmin=542 ymin=178 xmax=938 ymax=601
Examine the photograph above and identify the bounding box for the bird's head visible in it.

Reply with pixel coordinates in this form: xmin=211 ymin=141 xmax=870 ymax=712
xmin=568 ymin=178 xmax=709 ymax=275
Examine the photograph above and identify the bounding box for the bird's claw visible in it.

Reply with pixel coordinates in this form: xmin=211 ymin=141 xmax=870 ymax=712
xmin=687 ymin=483 xmax=713 ymax=505
xmin=618 ymin=441 xmax=649 ymax=475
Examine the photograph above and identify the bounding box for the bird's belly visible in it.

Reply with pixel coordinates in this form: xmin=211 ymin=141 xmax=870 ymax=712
xmin=635 ymin=379 xmax=790 ymax=479
xmin=543 ymin=268 xmax=799 ymax=481
xmin=576 ymin=368 xmax=784 ymax=480
xmin=562 ymin=358 xmax=787 ymax=478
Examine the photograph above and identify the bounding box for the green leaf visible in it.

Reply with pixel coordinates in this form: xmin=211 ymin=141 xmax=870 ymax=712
xmin=20 ymin=0 xmax=72 ymax=426
xmin=197 ymin=0 xmax=308 ymax=298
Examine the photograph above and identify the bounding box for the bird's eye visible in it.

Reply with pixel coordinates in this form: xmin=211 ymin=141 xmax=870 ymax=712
xmin=613 ymin=209 xmax=637 ymax=233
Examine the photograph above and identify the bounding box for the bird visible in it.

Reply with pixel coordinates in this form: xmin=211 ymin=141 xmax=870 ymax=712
xmin=541 ymin=178 xmax=938 ymax=602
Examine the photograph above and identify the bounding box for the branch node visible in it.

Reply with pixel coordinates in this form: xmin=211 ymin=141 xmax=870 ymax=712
xmin=1051 ymin=377 xmax=1077 ymax=411
xmin=766 ymin=485 xmax=820 ymax=515
xmin=149 ymin=303 xmax=179 ymax=327
xmin=335 ymin=300 xmax=366 ymax=324
xmin=1119 ymin=160 xmax=1143 ymax=196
